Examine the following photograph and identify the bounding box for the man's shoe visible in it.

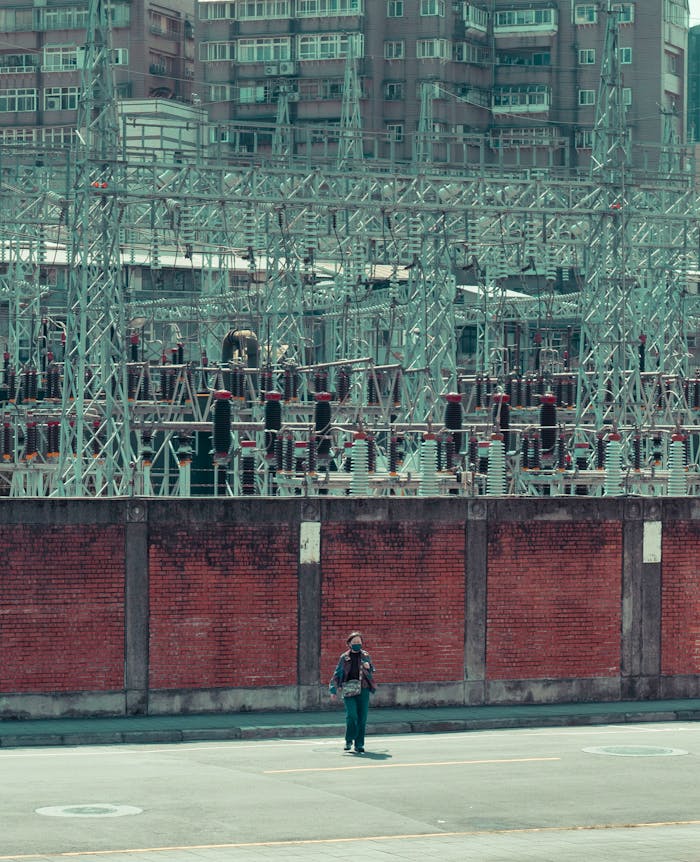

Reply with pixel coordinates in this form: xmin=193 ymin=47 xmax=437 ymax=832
xmin=354 ymin=746 xmax=364 ymax=753
xmin=344 ymin=743 xmax=352 ymax=751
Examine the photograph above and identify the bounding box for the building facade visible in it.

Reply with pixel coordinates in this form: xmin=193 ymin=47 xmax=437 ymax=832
xmin=0 ymin=0 xmax=196 ymax=147
xmin=198 ymin=0 xmax=689 ymax=168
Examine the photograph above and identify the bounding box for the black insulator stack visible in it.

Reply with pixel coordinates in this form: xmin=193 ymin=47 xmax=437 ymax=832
xmin=283 ymin=368 xmax=299 ymax=402
xmin=392 ymin=372 xmax=401 ymax=406
xmin=284 ymin=433 xmax=294 ymax=472
xmin=367 ymin=374 xmax=378 ymax=406
xmin=521 ymin=433 xmax=530 ymax=470
xmin=474 ymin=375 xmax=483 ymax=409
xmin=436 ymin=437 xmax=443 ymax=471
xmin=130 ymin=334 xmax=139 ymax=362
xmin=177 ymin=343 xmax=184 ymax=365
xmin=539 ymin=393 xmax=557 ymax=450
xmin=8 ymin=369 xmax=18 ymax=401
xmin=241 ymin=442 xmax=255 ymax=495
xmin=605 ymin=379 xmax=613 ymax=405
xmin=308 ymin=434 xmax=317 ymax=474
xmin=524 ymin=376 xmax=532 ymax=408
xmin=694 ymin=378 xmax=700 ymax=410
xmin=478 ymin=441 xmax=489 ymax=474
xmin=492 ymin=393 xmax=510 ymax=452
xmin=274 ymin=433 xmax=284 ymax=472
xmin=514 ymin=375 xmax=523 ymax=408
xmin=633 ymin=435 xmax=641 ymax=471
xmin=506 ymin=376 xmax=515 ymax=405
xmin=232 ymin=365 xmax=244 ymax=400
xmin=222 ymin=369 xmax=233 ymax=393
xmin=638 ymin=334 xmax=646 ymax=372
xmin=337 ymin=366 xmax=350 ymax=402
xmin=557 ymin=433 xmax=566 ymax=470
xmin=212 ymin=390 xmax=232 ymax=457
xmin=260 ymin=368 xmax=273 ymax=401
xmin=26 ymin=369 xmax=38 ymax=401
xmin=128 ymin=367 xmax=138 ymax=401
xmin=314 ymin=392 xmax=332 ymax=461
xmin=47 ymin=420 xmax=59 ymax=457
xmin=314 ymin=368 xmax=328 ymax=393
xmin=596 ymin=434 xmax=605 ymax=469
xmin=141 ymin=430 xmax=154 ymax=465
xmin=295 ymin=441 xmax=307 ymax=473
xmin=160 ymin=368 xmax=171 ymax=401
xmin=444 ymin=392 xmax=463 ymax=454
xmin=264 ymin=391 xmax=282 ymax=458
xmin=389 ymin=435 xmax=399 ymax=474
xmin=652 ymin=435 xmax=662 ymax=465
xmin=343 ymin=440 xmax=352 ymax=473
xmin=141 ymin=368 xmax=151 ymax=401
xmin=529 ymin=431 xmax=541 ymax=470
xmin=468 ymin=434 xmax=478 ymax=469
xmin=25 ymin=421 xmax=37 ymax=460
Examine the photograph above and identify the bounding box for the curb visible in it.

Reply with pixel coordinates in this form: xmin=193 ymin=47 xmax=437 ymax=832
xmin=1 ymin=707 xmax=699 ymax=749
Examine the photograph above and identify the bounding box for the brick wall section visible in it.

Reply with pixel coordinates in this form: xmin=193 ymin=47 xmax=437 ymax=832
xmin=0 ymin=525 xmax=124 ymax=692
xmin=661 ymin=521 xmax=700 ymax=675
xmin=486 ymin=521 xmax=622 ymax=680
xmin=148 ymin=524 xmax=299 ymax=689
xmin=321 ymin=523 xmax=465 ymax=685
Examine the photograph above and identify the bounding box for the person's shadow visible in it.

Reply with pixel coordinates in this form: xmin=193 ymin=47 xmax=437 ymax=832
xmin=355 ymin=750 xmax=392 ymax=761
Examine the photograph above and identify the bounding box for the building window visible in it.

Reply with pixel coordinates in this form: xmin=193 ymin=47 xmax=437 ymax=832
xmin=0 ymin=53 xmax=37 ymax=73
xmin=199 ymin=3 xmax=232 ymax=20
xmin=455 ymin=42 xmax=488 ymax=64
xmin=386 ymin=123 xmax=404 ymax=142
xmin=575 ymin=129 xmax=594 ymax=148
xmin=464 ymin=4 xmax=488 ymax=30
xmin=210 ymin=84 xmax=235 ymax=102
xmin=298 ymin=33 xmax=363 ymax=60
xmin=41 ymin=6 xmax=90 ymax=30
xmin=613 ymin=3 xmax=635 ymax=23
xmin=296 ymin=0 xmax=362 ymax=16
xmin=578 ymin=48 xmax=596 ymax=64
xmin=387 ymin=0 xmax=403 ymax=16
xmin=493 ymin=84 xmax=550 ymax=111
xmin=0 ymin=8 xmax=35 ymax=32
xmin=666 ymin=52 xmax=681 ymax=75
xmin=384 ymin=40 xmax=405 ymax=60
xmin=420 ymin=0 xmax=445 ymax=16
xmin=200 ymin=41 xmax=235 ymax=62
xmin=417 ymin=39 xmax=449 ymax=60
xmin=579 ymin=89 xmax=596 ymax=106
xmin=664 ymin=0 xmax=687 ymax=26
xmin=495 ymin=8 xmax=556 ymax=28
xmin=619 ymin=47 xmax=632 ymax=64
xmin=238 ymin=1 xmax=291 ymax=18
xmin=43 ymin=46 xmax=79 ymax=72
xmin=0 ymin=88 xmax=37 ymax=112
xmin=384 ymin=81 xmax=404 ymax=100
xmin=622 ymin=87 xmax=632 ymax=105
xmin=574 ymin=5 xmax=597 ymax=23
xmin=44 ymin=86 xmax=79 ymax=111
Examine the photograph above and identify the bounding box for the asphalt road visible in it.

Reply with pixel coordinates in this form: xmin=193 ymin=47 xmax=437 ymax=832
xmin=2 ymin=722 xmax=700 ymax=861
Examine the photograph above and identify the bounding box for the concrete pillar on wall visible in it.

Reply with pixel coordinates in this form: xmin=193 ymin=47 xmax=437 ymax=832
xmin=465 ymin=499 xmax=488 ymax=703
xmin=621 ymin=500 xmax=661 ymax=699
xmin=124 ymin=501 xmax=149 ymax=715
xmin=298 ymin=502 xmax=322 ymax=709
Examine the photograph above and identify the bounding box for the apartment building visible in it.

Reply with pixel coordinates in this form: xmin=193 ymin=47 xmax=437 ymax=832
xmin=198 ymin=0 xmax=689 ymax=168
xmin=0 ymin=0 xmax=196 ymax=147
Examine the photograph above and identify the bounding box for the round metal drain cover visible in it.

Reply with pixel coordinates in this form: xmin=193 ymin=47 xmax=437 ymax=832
xmin=583 ymin=745 xmax=688 ymax=757
xmin=36 ymin=804 xmax=143 ymax=818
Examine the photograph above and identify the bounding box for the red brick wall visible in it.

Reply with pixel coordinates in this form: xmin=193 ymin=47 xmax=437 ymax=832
xmin=148 ymin=524 xmax=299 ymax=689
xmin=0 ymin=525 xmax=124 ymax=692
xmin=321 ymin=523 xmax=465 ymax=684
xmin=661 ymin=521 xmax=700 ymax=675
xmin=486 ymin=521 xmax=622 ymax=680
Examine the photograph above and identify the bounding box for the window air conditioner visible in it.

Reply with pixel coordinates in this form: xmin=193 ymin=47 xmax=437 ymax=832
xmin=278 ymin=61 xmax=297 ymax=75
xmin=264 ymin=64 xmax=279 ymax=75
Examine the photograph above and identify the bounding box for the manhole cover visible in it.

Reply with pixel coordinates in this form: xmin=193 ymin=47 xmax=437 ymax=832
xmin=36 ymin=804 xmax=143 ymax=818
xmin=583 ymin=746 xmax=688 ymax=757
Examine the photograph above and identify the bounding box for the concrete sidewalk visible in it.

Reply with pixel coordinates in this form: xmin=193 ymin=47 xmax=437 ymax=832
xmin=2 ymin=698 xmax=700 ymax=748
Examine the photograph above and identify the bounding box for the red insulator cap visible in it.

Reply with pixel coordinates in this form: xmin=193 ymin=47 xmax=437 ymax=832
xmin=639 ymin=333 xmax=647 ymax=344
xmin=265 ymin=390 xmax=282 ymax=401
xmin=354 ymin=430 xmax=367 ymax=440
xmin=214 ymin=389 xmax=232 ymax=400
xmin=608 ymin=432 xmax=621 ymax=441
xmin=671 ymin=432 xmax=686 ymax=442
xmin=241 ymin=440 xmax=255 ymax=449
xmin=295 ymin=441 xmax=307 ymax=448
xmin=445 ymin=392 xmax=462 ymax=403
xmin=540 ymin=393 xmax=556 ymax=405
xmin=315 ymin=391 xmax=332 ymax=401
xmin=423 ymin=432 xmax=436 ymax=440
xmin=492 ymin=393 xmax=510 ymax=403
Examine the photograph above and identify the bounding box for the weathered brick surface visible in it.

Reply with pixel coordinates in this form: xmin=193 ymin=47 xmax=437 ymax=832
xmin=486 ymin=521 xmax=622 ymax=680
xmin=0 ymin=526 xmax=124 ymax=692
xmin=321 ymin=523 xmax=465 ymax=684
xmin=661 ymin=521 xmax=700 ymax=675
xmin=148 ymin=524 xmax=299 ymax=689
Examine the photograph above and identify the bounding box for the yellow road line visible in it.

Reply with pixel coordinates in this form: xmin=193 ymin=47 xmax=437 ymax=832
xmin=3 ymin=820 xmax=700 ymax=860
xmin=264 ymin=755 xmax=561 ymax=773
